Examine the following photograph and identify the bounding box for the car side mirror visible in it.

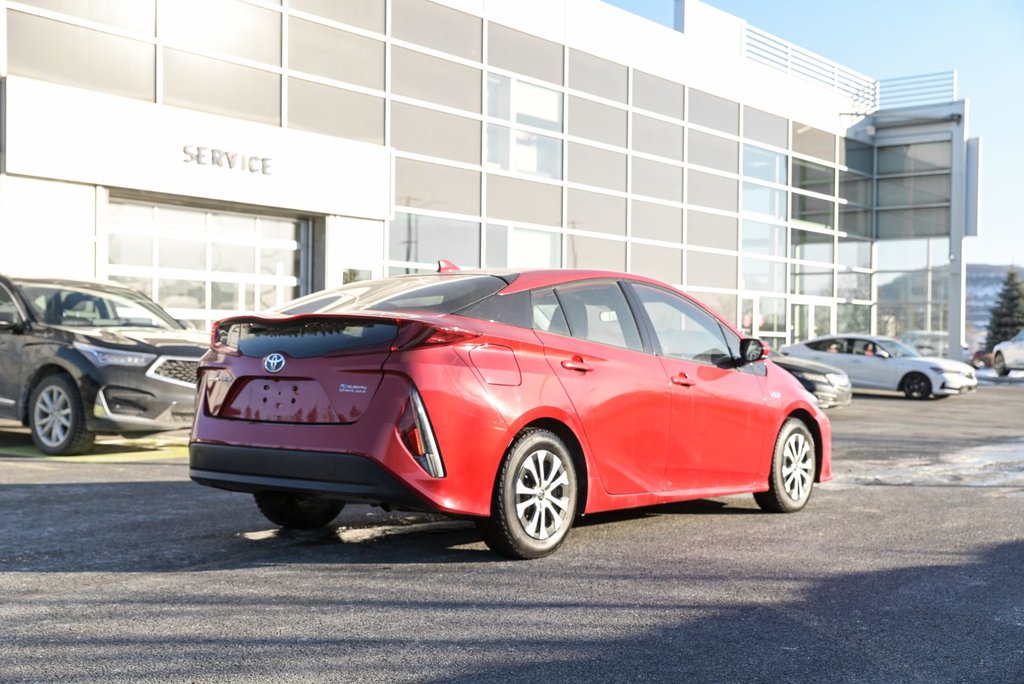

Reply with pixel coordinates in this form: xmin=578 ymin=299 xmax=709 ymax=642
xmin=0 ymin=318 xmax=24 ymax=334
xmin=738 ymin=338 xmax=767 ymax=365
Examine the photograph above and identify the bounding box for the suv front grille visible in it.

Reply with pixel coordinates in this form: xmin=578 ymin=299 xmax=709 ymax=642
xmin=148 ymin=357 xmax=200 ymax=387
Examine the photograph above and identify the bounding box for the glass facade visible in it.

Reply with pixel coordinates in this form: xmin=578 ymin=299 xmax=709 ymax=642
xmin=2 ymin=0 xmax=972 ymax=348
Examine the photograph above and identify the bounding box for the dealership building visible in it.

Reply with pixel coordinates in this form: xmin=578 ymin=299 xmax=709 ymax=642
xmin=0 ymin=0 xmax=981 ymax=353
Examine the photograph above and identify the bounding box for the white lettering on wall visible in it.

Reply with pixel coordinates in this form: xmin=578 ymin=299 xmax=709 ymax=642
xmin=183 ymin=145 xmax=273 ymax=175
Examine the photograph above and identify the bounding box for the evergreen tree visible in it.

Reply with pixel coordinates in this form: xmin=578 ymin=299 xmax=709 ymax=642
xmin=985 ymin=268 xmax=1024 ymax=351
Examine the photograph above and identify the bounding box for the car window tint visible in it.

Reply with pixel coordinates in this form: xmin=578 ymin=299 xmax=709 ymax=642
xmin=17 ymin=284 xmax=178 ymax=329
xmin=555 ymin=282 xmax=642 ymax=351
xmin=457 ymin=290 xmax=531 ymax=328
xmin=632 ymin=283 xmax=732 ymax=365
xmin=807 ymin=338 xmax=848 ymax=353
xmin=0 ymin=286 xmax=19 ymax=324
xmin=531 ymin=289 xmax=570 ymax=336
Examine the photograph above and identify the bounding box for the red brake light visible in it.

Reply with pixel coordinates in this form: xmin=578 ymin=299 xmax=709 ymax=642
xmin=391 ymin=323 xmax=480 ymax=351
xmin=210 ymin=320 xmax=239 ymax=355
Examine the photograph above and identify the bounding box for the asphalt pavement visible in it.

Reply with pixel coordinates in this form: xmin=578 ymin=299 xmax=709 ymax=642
xmin=1 ymin=387 xmax=1022 ymax=683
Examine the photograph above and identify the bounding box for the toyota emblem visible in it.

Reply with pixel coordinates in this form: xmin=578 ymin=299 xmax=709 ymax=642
xmin=263 ymin=353 xmax=286 ymax=373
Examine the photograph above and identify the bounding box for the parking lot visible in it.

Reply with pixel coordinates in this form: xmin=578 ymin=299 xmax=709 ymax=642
xmin=2 ymin=386 xmax=1023 ymax=683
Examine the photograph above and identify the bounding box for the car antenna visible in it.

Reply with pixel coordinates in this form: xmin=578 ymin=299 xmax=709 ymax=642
xmin=437 ymin=259 xmax=460 ymax=273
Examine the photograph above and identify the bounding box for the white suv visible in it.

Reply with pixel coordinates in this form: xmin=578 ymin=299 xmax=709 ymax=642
xmin=992 ymin=331 xmax=1024 ymax=376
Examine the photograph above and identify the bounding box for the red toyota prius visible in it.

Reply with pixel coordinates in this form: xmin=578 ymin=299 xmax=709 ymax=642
xmin=190 ymin=268 xmax=832 ymax=559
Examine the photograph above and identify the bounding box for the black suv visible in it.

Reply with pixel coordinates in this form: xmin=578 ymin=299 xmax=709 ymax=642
xmin=0 ymin=276 xmax=207 ymax=455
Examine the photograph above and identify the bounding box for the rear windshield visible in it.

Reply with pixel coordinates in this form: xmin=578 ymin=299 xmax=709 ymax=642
xmin=273 ymin=275 xmax=507 ymax=316
xmin=222 ymin=319 xmax=398 ymax=358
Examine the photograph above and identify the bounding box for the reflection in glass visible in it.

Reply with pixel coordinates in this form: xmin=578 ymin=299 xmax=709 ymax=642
xmin=743 ymin=183 xmax=786 ymax=220
xmin=518 ymin=82 xmax=563 ymax=131
xmin=741 ymin=220 xmax=785 ymax=257
xmin=741 ymin=258 xmax=786 ymax=293
xmin=793 ymin=159 xmax=834 ymax=194
xmin=389 ymin=213 xmax=480 ymax=267
xmin=791 ymin=229 xmax=833 ymax=262
xmin=743 ymin=145 xmax=787 ymax=184
xmin=838 ymin=303 xmax=871 ymax=334
xmin=877 ymin=142 xmax=950 ymax=175
xmin=792 ymin=194 xmax=834 ymax=228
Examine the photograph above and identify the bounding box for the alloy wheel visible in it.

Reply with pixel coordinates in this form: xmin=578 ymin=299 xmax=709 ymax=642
xmin=514 ymin=448 xmax=571 ymax=541
xmin=34 ymin=385 xmax=73 ymax=448
xmin=781 ymin=432 xmax=813 ymax=502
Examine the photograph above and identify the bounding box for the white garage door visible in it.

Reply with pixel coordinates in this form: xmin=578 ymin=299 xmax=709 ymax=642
xmin=101 ymin=200 xmax=306 ymax=330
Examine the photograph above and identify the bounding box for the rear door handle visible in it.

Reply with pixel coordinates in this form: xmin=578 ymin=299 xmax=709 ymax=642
xmin=561 ymin=357 xmax=593 ymax=373
xmin=671 ymin=372 xmax=695 ymax=387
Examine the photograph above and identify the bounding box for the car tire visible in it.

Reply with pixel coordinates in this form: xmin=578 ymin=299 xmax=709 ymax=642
xmin=993 ymin=353 xmax=1009 ymax=377
xmin=901 ymin=372 xmax=932 ymax=400
xmin=754 ymin=418 xmax=816 ymax=514
xmin=29 ymin=374 xmax=96 ymax=456
xmin=254 ymin=491 xmax=345 ymax=529
xmin=479 ymin=428 xmax=578 ymax=560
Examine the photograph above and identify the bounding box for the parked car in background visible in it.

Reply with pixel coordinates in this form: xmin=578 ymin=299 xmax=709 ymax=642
xmin=780 ymin=335 xmax=977 ymax=400
xmin=992 ymin=330 xmax=1024 ymax=376
xmin=0 ymin=276 xmax=207 ymax=455
xmin=190 ymin=268 xmax=832 ymax=559
xmin=970 ymin=349 xmax=992 ymax=369
xmin=899 ymin=330 xmax=970 ymax=362
xmin=768 ymin=351 xmax=852 ymax=409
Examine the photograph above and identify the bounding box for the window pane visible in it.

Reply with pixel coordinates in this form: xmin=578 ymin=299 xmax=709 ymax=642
xmin=839 ymin=237 xmax=871 ymax=268
xmin=793 ymin=267 xmax=833 ymax=297
xmin=632 ymin=201 xmax=683 ymax=243
xmin=568 ymin=143 xmax=626 ymax=191
xmin=392 ymin=0 xmax=481 ymax=61
xmin=694 ymin=291 xmax=737 ymax=325
xmin=389 ymin=213 xmax=480 ymax=266
xmin=686 ymin=251 xmax=737 ymax=289
xmin=159 ymin=0 xmax=280 ymax=65
xmin=557 ymin=282 xmax=640 ymax=350
xmin=877 ymin=175 xmax=951 ymax=206
xmin=632 ymin=243 xmax=682 ymax=284
xmin=689 ymin=130 xmax=738 ymax=173
xmin=487 ymin=175 xmax=562 ymax=226
xmin=792 ymin=229 xmax=834 ymax=262
xmin=838 ymin=303 xmax=871 ymax=333
xmin=877 ymin=142 xmax=950 ymax=174
xmin=566 ymin=236 xmax=626 ymax=272
xmin=876 ymin=207 xmax=950 ymax=239
xmin=289 ymin=17 xmax=384 ymax=89
xmin=485 ymin=224 xmax=508 ymax=267
xmin=632 ymin=158 xmax=682 ymax=202
xmin=17 ymin=0 xmax=155 ymax=33
xmin=487 ymin=73 xmax=511 ymax=119
xmin=793 ymin=159 xmax=834 ymax=195
xmin=741 ymin=258 xmax=786 ymax=293
xmin=392 ymin=46 xmax=481 ymax=113
xmin=632 ymin=70 xmax=684 ymax=119
xmin=688 ymin=211 xmax=737 ymax=251
xmin=568 ymin=189 xmax=626 ymax=236
xmin=569 ymin=49 xmax=627 ymax=102
xmin=488 ymin=22 xmax=563 ymax=85
xmin=485 ymin=124 xmax=511 ymax=171
xmin=741 ymin=220 xmax=786 ymax=257
xmin=159 ymin=239 xmax=206 ymax=270
xmin=876 ymin=238 xmax=939 ymax=271
xmin=288 ymin=78 xmax=384 ymax=144
xmin=743 ymin=183 xmax=786 ymax=220
xmin=792 ymin=194 xmax=834 ymax=228
xmin=840 ymin=172 xmax=872 ymax=206
xmin=514 ymin=131 xmax=562 ymax=179
xmin=689 ymin=90 xmax=738 ymax=135
xmin=632 ymin=114 xmax=683 ymax=161
xmin=743 ymin=145 xmax=787 ymax=184
xmin=211 ymin=243 xmax=255 ymax=272
xmin=508 ymin=227 xmax=561 ymax=268
xmin=290 ymin=0 xmax=384 ymax=32
xmin=164 ymin=49 xmax=279 ymax=125
xmin=689 ymin=172 xmax=738 ymax=212
xmin=840 ymin=209 xmax=872 ymax=238
xmin=392 ymin=102 xmax=480 ymax=164
xmin=838 ymin=272 xmax=871 ymax=300
xmin=568 ymin=96 xmax=626 ymax=146
xmin=517 ymin=82 xmax=563 ymax=132
xmin=109 ymin=235 xmax=153 ymax=266
xmin=743 ymin=106 xmax=787 ymax=148
xmin=395 ymin=158 xmax=481 ymax=216
xmin=792 ymin=122 xmax=835 ymax=162
xmin=8 ymin=11 xmax=155 ymax=101
xmin=841 ymin=138 xmax=873 ymax=174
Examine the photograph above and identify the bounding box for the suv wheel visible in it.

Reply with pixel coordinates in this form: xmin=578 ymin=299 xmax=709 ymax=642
xmin=29 ymin=375 xmax=96 ymax=455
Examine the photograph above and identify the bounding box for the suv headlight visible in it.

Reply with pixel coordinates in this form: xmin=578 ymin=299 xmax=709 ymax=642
xmin=74 ymin=342 xmax=156 ymax=368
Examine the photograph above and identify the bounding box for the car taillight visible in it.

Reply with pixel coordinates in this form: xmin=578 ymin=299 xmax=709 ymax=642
xmin=397 ymin=388 xmax=445 ymax=478
xmin=391 ymin=323 xmax=480 ymax=351
xmin=209 ymin=320 xmax=240 ymax=355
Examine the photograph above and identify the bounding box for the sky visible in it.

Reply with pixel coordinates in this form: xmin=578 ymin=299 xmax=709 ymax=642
xmin=602 ymin=0 xmax=1024 ymax=266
